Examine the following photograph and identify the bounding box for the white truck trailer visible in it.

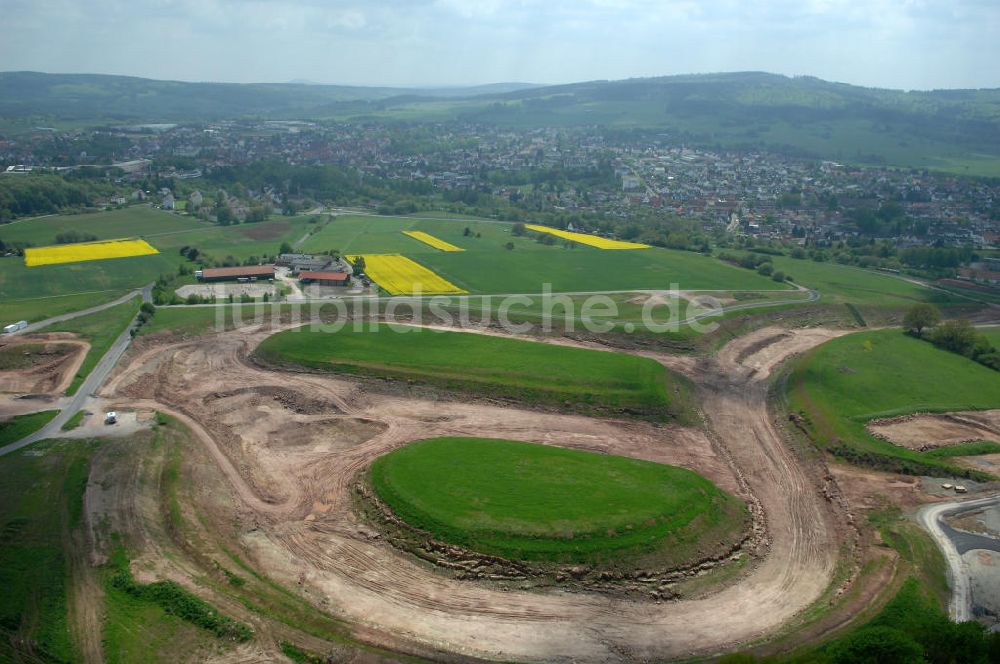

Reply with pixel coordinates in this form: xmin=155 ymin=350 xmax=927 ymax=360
xmin=3 ymin=320 xmax=28 ymax=334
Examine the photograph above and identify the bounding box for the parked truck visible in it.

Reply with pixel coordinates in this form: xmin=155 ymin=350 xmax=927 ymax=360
xmin=3 ymin=320 xmax=28 ymax=334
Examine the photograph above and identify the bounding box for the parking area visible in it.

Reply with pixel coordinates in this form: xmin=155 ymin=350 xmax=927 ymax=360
xmin=175 ymin=283 xmax=277 ymax=300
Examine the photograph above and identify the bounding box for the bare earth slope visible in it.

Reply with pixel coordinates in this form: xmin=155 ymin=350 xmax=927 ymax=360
xmin=101 ymin=325 xmax=848 ymax=662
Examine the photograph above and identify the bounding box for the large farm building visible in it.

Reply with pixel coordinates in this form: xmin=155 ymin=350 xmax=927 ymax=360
xmin=298 ymin=270 xmax=350 ymax=287
xmin=197 ymin=265 xmax=276 ymax=282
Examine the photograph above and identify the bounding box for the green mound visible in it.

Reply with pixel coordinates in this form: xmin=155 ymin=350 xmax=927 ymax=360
xmin=788 ymin=329 xmax=1000 ymax=477
xmin=256 ymin=324 xmax=684 ymax=420
xmin=369 ymin=437 xmax=748 ymax=566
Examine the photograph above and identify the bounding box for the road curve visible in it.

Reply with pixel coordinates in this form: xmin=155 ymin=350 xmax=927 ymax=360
xmin=0 ymin=285 xmax=151 ymax=458
xmin=918 ymin=494 xmax=1000 ymax=622
xmin=13 ymin=288 xmax=146 ymax=335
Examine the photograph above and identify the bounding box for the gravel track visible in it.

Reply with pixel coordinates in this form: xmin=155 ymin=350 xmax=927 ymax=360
xmin=101 ymin=324 xmax=851 ymax=662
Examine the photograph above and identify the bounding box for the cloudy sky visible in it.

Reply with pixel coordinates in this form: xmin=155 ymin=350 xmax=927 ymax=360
xmin=2 ymin=0 xmax=998 ymax=90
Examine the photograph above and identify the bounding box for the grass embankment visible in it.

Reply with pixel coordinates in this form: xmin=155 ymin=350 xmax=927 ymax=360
xmin=721 ymin=251 xmax=962 ymax=308
xmin=733 ymin=505 xmax=993 ymax=662
xmin=256 ymin=323 xmax=685 ymax=420
xmin=61 ymin=410 xmax=86 ymax=431
xmin=798 ymin=577 xmax=1000 ymax=663
xmin=0 ymin=438 xmax=98 ymax=662
xmin=371 ymin=437 xmax=747 ymax=566
xmin=138 ymin=304 xmax=257 ymax=337
xmin=0 ymin=410 xmax=58 ymax=445
xmin=787 ymin=329 xmax=1000 ymax=478
xmin=47 ymin=295 xmax=140 ymax=395
xmin=106 ymin=544 xmax=252 ymax=643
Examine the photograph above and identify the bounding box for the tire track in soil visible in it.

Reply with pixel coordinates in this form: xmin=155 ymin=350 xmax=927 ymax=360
xmin=103 ymin=325 xmax=853 ymax=663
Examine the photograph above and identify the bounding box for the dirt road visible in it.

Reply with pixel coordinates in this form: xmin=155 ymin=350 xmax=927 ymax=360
xmin=0 ymin=287 xmax=150 ymax=457
xmin=918 ymin=494 xmax=1000 ymax=621
xmin=97 ymin=323 xmax=853 ymax=662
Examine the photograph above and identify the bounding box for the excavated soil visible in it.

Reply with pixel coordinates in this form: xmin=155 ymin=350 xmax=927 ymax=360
xmin=0 ymin=333 xmax=89 ymax=395
xmin=868 ymin=410 xmax=1000 ymax=451
xmin=92 ymin=323 xmax=861 ymax=663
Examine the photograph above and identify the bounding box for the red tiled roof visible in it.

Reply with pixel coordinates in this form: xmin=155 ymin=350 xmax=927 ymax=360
xmin=200 ymin=265 xmax=275 ymax=278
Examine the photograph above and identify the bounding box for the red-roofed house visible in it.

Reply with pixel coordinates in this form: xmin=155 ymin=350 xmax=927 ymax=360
xmin=298 ymin=271 xmax=350 ymax=287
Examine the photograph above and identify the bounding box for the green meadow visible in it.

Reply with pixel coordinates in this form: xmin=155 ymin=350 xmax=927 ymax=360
xmin=46 ymin=296 xmax=141 ymax=395
xmin=255 ymin=323 xmax=681 ymax=419
xmin=0 ymin=438 xmax=100 ymax=662
xmin=787 ymin=329 xmax=1000 ymax=477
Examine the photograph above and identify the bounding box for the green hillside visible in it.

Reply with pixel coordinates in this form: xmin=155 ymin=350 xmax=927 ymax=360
xmin=2 ymin=71 xmax=999 ymax=174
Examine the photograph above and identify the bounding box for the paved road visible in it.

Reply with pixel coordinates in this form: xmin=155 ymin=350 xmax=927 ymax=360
xmin=161 ymin=286 xmax=813 ymax=306
xmin=0 ymin=285 xmax=152 ymax=458
xmin=13 ymin=289 xmax=146 ymax=335
xmin=918 ymin=493 xmax=1000 ymax=622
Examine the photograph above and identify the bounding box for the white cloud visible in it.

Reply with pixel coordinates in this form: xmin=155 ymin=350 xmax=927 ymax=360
xmin=0 ymin=0 xmax=996 ymax=88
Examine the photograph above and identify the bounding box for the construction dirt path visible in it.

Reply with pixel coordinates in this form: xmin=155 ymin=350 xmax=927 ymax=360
xmin=869 ymin=410 xmax=1000 ymax=451
xmin=102 ymin=325 xmax=850 ymax=663
xmin=0 ymin=333 xmax=90 ymax=396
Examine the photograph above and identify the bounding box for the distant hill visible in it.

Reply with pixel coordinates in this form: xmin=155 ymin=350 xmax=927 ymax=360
xmin=1 ymin=71 xmax=999 ymax=176
xmin=421 ymin=72 xmax=1000 ymax=176
xmin=0 ymin=71 xmax=540 ymax=122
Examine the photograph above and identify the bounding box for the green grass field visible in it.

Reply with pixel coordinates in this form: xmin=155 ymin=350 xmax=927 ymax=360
xmin=61 ymin=410 xmax=86 ymax=431
xmin=47 ymin=295 xmax=140 ymax=395
xmin=0 ymin=252 xmax=176 ymax=301
xmin=102 ymin=574 xmax=221 ymax=664
xmin=0 ymin=209 xmax=315 ymax=307
xmin=300 ymin=214 xmax=785 ymax=293
xmin=0 ymin=410 xmax=58 ymax=446
xmin=148 ymin=214 xmax=317 ymax=262
xmin=300 ymin=214 xmax=548 ymax=254
xmin=256 ymin=323 xmax=682 ymax=419
xmin=0 ymin=207 xmax=204 ymax=245
xmin=370 ymin=437 xmax=747 ymax=565
xmin=787 ymin=329 xmax=1000 ymax=477
xmin=0 ymin=438 xmax=99 ymax=662
xmin=725 ymin=252 xmax=958 ymax=307
xmin=0 ymin=290 xmax=124 ymax=325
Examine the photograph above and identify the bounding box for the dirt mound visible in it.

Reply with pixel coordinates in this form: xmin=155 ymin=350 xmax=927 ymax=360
xmin=868 ymin=410 xmax=1000 ymax=451
xmin=204 ymin=385 xmax=338 ymax=415
xmin=240 ymin=220 xmax=290 ymax=240
xmin=0 ymin=336 xmax=89 ymax=395
xmin=269 ymin=417 xmax=386 ymax=451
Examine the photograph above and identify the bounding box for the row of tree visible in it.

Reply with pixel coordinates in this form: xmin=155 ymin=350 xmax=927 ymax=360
xmin=903 ymin=303 xmax=1000 ymax=371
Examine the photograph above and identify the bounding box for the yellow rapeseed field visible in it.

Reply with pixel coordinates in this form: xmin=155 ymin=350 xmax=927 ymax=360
xmin=402 ymin=230 xmax=465 ymax=252
xmin=350 ymin=254 xmax=468 ymax=295
xmin=525 ymin=224 xmax=650 ymax=249
xmin=24 ymin=238 xmax=160 ymax=267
